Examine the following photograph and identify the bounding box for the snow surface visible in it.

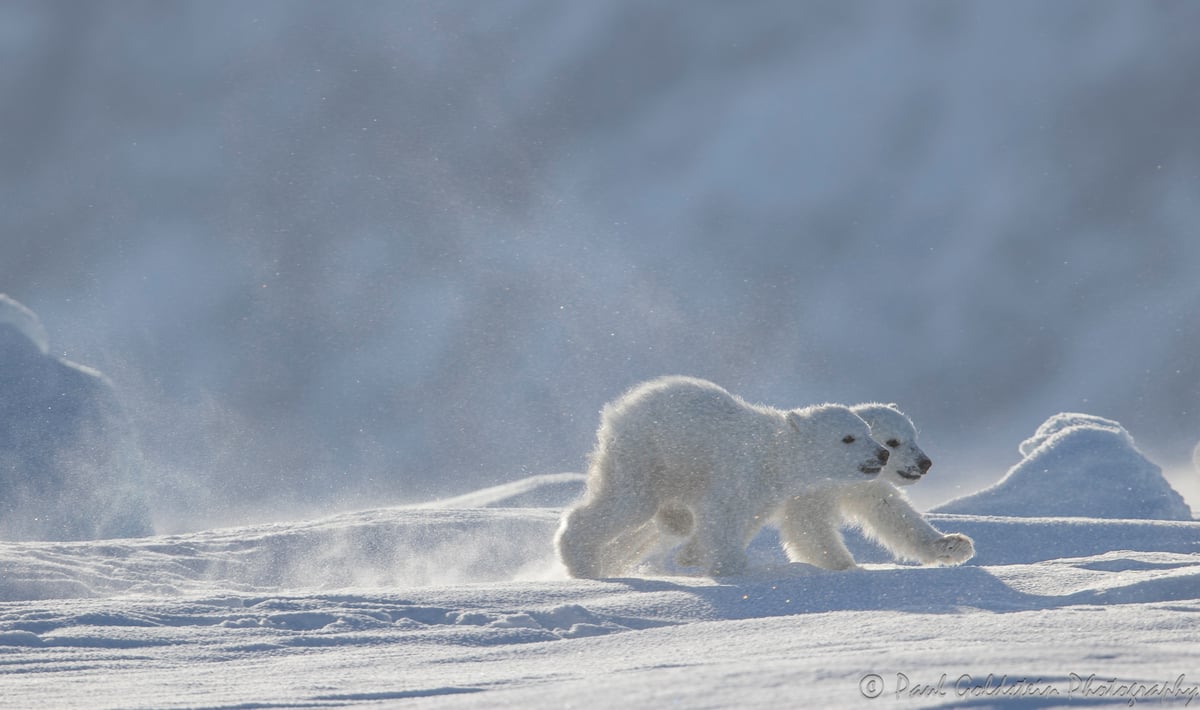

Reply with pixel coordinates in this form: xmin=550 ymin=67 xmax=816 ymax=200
xmin=934 ymin=413 xmax=1194 ymax=520
xmin=3 ymin=473 xmax=1200 ymax=709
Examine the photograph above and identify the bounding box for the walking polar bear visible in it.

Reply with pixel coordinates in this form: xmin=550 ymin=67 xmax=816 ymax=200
xmin=771 ymin=403 xmax=973 ymax=570
xmin=555 ymin=377 xmax=974 ymax=577
xmin=557 ymin=376 xmax=886 ymax=577
xmin=660 ymin=402 xmax=972 ymax=570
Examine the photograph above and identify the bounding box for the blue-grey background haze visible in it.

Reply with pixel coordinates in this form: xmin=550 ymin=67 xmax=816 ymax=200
xmin=2 ymin=1 xmax=1197 ymax=528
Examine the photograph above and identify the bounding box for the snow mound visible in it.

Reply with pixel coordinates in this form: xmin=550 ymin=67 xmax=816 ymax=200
xmin=420 ymin=473 xmax=586 ymax=509
xmin=933 ymin=413 xmax=1193 ymax=520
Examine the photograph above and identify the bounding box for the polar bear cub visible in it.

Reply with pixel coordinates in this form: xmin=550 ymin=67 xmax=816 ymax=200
xmin=656 ymin=402 xmax=973 ymax=571
xmin=555 ymin=376 xmax=891 ymax=578
xmin=854 ymin=403 xmax=932 ymax=487
xmin=775 ymin=403 xmax=974 ymax=570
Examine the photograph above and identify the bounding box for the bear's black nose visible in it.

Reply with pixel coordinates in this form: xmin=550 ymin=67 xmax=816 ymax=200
xmin=918 ymin=456 xmax=932 ymax=473
xmin=877 ymin=448 xmax=890 ymax=464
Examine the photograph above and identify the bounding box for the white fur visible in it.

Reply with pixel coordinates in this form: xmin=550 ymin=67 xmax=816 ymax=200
xmin=778 ymin=403 xmax=971 ymax=569
xmin=779 ymin=479 xmax=973 ymax=570
xmin=850 ymin=403 xmax=931 ymax=487
xmin=656 ymin=401 xmax=973 ymax=571
xmin=555 ymin=376 xmax=889 ymax=578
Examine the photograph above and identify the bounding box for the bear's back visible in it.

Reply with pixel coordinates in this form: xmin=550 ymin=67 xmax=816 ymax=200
xmin=604 ymin=376 xmax=761 ymax=435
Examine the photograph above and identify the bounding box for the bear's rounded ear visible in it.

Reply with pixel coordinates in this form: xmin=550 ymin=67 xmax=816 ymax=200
xmin=787 ymin=411 xmax=803 ymax=433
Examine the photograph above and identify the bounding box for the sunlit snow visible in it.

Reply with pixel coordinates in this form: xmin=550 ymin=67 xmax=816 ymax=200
xmin=3 ymin=457 xmax=1200 ymax=708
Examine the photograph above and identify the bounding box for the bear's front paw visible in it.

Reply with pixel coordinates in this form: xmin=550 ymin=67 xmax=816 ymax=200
xmin=929 ymin=533 xmax=974 ymax=566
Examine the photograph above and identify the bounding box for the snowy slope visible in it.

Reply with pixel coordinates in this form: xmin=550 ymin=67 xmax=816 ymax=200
xmin=3 ymin=474 xmax=1200 ymax=709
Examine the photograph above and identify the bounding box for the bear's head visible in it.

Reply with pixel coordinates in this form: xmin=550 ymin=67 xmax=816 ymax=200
xmin=851 ymin=403 xmax=932 ymax=486
xmin=785 ymin=405 xmax=889 ymax=483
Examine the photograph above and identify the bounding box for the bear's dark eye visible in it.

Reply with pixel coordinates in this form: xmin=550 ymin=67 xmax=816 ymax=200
xmin=842 ymin=435 xmax=855 ymax=444
xmin=886 ymin=439 xmax=900 ymax=448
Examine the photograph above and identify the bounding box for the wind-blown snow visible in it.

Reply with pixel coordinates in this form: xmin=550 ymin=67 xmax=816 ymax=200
xmin=419 ymin=472 xmax=586 ymax=510
xmin=934 ymin=413 xmax=1193 ymax=520
xmin=0 ymin=295 xmax=152 ymax=542
xmin=2 ymin=474 xmax=1200 ymax=708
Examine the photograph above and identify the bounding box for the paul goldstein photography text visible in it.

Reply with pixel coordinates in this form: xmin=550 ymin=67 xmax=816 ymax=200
xmin=859 ymin=672 xmax=1200 ymax=705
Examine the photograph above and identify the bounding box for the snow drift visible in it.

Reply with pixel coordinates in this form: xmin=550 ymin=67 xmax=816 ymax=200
xmin=934 ymin=413 xmax=1193 ymax=520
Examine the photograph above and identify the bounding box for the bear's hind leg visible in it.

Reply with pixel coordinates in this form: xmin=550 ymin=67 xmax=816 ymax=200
xmin=686 ymin=501 xmax=761 ymax=577
xmin=556 ymin=484 xmax=660 ymax=578
xmin=603 ymin=517 xmax=670 ymax=574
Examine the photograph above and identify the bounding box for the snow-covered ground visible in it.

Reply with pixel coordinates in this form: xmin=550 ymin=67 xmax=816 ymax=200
xmin=3 ymin=467 xmax=1199 ymax=709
